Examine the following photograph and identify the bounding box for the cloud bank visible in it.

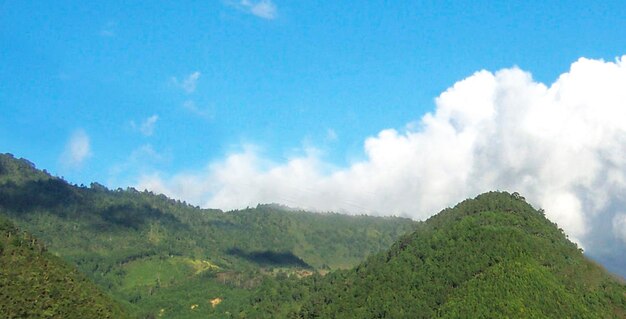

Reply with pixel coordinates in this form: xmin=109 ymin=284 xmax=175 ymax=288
xmin=60 ymin=129 xmax=92 ymax=168
xmin=138 ymin=57 xmax=626 ymax=270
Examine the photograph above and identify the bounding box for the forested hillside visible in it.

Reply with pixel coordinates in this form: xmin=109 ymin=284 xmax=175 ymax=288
xmin=243 ymin=192 xmax=626 ymax=318
xmin=0 ymin=153 xmax=416 ymax=318
xmin=0 ymin=215 xmax=129 ymax=318
xmin=2 ymin=153 xmax=624 ymax=318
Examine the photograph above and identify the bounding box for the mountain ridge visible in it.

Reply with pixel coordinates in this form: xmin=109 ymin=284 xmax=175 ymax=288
xmin=244 ymin=192 xmax=626 ymax=318
xmin=0 ymin=152 xmax=417 ymax=318
xmin=2 ymin=153 xmax=624 ymax=318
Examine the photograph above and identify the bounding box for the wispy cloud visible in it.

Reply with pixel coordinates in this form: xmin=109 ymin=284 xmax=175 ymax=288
xmin=613 ymin=214 xmax=626 ymax=244
xmin=108 ymin=144 xmax=168 ymax=188
xmin=226 ymin=0 xmax=278 ymax=20
xmin=172 ymin=71 xmax=201 ymax=94
xmin=60 ymin=129 xmax=92 ymax=168
xmin=100 ymin=21 xmax=117 ymax=37
xmin=131 ymin=115 xmax=159 ymax=136
xmin=183 ymin=100 xmax=214 ymax=120
xmin=326 ymin=128 xmax=338 ymax=142
xmin=138 ymin=56 xmax=626 ymax=274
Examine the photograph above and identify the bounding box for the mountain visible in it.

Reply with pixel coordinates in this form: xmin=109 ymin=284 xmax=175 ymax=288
xmin=3 ymin=153 xmax=623 ymax=318
xmin=244 ymin=192 xmax=626 ymax=318
xmin=0 ymin=153 xmax=416 ymax=318
xmin=0 ymin=215 xmax=129 ymax=318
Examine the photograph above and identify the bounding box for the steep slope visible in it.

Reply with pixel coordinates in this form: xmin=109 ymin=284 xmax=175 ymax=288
xmin=0 ymin=153 xmax=416 ymax=318
xmin=246 ymin=192 xmax=626 ymax=318
xmin=0 ymin=215 xmax=129 ymax=318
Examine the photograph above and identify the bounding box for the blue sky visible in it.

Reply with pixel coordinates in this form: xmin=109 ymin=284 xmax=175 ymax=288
xmin=2 ymin=1 xmax=626 ymax=275
xmin=2 ymin=1 xmax=624 ymax=185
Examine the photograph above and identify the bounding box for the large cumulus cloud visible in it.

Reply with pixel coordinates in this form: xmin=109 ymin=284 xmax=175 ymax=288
xmin=138 ymin=56 xmax=626 ymax=274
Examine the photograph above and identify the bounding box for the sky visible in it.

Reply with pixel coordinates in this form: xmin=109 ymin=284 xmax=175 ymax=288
xmin=1 ymin=1 xmax=626 ymax=276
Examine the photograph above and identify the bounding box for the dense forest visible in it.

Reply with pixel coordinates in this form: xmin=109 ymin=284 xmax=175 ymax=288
xmin=0 ymin=215 xmax=129 ymax=318
xmin=242 ymin=192 xmax=626 ymax=318
xmin=0 ymin=153 xmax=415 ymax=318
xmin=1 ymin=153 xmax=625 ymax=318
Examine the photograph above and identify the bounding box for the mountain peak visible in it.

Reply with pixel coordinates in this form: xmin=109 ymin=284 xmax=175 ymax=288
xmin=259 ymin=191 xmax=626 ymax=318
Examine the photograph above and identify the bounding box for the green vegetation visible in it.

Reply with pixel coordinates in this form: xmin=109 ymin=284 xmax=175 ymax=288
xmin=0 ymin=153 xmax=415 ymax=318
xmin=2 ymin=153 xmax=624 ymax=318
xmin=243 ymin=192 xmax=626 ymax=318
xmin=0 ymin=215 xmax=129 ymax=318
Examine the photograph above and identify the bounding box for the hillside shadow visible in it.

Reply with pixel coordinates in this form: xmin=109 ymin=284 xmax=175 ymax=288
xmin=0 ymin=179 xmax=185 ymax=231
xmin=226 ymin=248 xmax=311 ymax=268
xmin=97 ymin=203 xmax=183 ymax=230
xmin=0 ymin=179 xmax=79 ymax=213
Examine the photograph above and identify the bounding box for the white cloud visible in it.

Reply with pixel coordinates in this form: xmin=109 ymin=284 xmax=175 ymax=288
xmin=226 ymin=0 xmax=278 ymax=20
xmin=183 ymin=100 xmax=214 ymax=120
xmin=172 ymin=71 xmax=201 ymax=94
xmin=613 ymin=214 xmax=626 ymax=244
xmin=60 ymin=129 xmax=92 ymax=168
xmin=138 ymin=56 xmax=626 ymax=266
xmin=247 ymin=0 xmax=277 ymax=19
xmin=130 ymin=115 xmax=159 ymax=136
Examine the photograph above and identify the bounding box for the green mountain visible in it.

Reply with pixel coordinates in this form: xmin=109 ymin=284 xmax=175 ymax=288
xmin=3 ymin=153 xmax=624 ymax=318
xmin=0 ymin=153 xmax=416 ymax=318
xmin=0 ymin=215 xmax=129 ymax=318
xmin=245 ymin=192 xmax=626 ymax=318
